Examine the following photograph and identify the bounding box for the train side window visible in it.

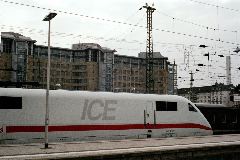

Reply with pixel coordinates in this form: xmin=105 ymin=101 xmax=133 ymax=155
xmin=156 ymin=101 xmax=167 ymax=111
xmin=0 ymin=96 xmax=22 ymax=109
xmin=156 ymin=101 xmax=177 ymax=111
xmin=167 ymin=102 xmax=177 ymax=111
xmin=188 ymin=103 xmax=197 ymax=112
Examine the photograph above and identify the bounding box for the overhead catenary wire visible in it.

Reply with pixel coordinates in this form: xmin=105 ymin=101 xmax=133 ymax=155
xmin=2 ymin=23 xmax=238 ymax=55
xmin=1 ymin=1 xmax=239 ymax=87
xmin=0 ymin=24 xmax=148 ymax=52
xmin=156 ymin=10 xmax=237 ymax=34
xmin=187 ymin=0 xmax=240 ymax=13
xmin=1 ymin=25 xmax=238 ymax=62
xmin=1 ymin=24 xmax=140 ymax=47
xmin=177 ymin=47 xmax=240 ymax=87
xmin=0 ymin=0 xmax=145 ymax=28
xmin=0 ymin=0 xmax=239 ymax=46
xmin=3 ymin=24 xmax=235 ymax=60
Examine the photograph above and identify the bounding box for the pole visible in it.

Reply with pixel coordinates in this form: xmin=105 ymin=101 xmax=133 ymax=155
xmin=142 ymin=4 xmax=155 ymax=94
xmin=189 ymin=71 xmax=194 ymax=102
xmin=45 ymin=20 xmax=51 ymax=149
xmin=42 ymin=12 xmax=57 ymax=149
xmin=172 ymin=61 xmax=175 ymax=95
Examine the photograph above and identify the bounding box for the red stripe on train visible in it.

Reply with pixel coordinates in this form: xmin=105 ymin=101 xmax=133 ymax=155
xmin=6 ymin=123 xmax=211 ymax=133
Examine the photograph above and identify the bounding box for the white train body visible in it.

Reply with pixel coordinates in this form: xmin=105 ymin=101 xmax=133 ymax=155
xmin=0 ymin=88 xmax=212 ymax=144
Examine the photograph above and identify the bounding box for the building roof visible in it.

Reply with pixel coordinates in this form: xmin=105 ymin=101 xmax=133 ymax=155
xmin=178 ymin=83 xmax=234 ymax=94
xmin=138 ymin=52 xmax=168 ymax=59
xmin=1 ymin=32 xmax=36 ymax=42
xmin=35 ymin=45 xmax=73 ymax=51
xmin=115 ymin=54 xmax=145 ymax=59
xmin=72 ymin=43 xmax=102 ymax=50
xmin=72 ymin=43 xmax=116 ymax=53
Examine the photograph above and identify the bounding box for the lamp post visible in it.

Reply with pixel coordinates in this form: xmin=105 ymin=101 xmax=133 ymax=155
xmin=43 ymin=12 xmax=57 ymax=149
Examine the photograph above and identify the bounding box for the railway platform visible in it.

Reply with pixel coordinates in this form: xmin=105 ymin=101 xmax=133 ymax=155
xmin=1 ymin=134 xmax=240 ymax=160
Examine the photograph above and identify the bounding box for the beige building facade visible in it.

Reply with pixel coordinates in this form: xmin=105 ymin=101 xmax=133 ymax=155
xmin=113 ymin=53 xmax=168 ymax=94
xmin=1 ymin=32 xmax=169 ymax=94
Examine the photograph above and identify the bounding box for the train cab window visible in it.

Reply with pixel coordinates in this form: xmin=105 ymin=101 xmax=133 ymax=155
xmin=188 ymin=103 xmax=197 ymax=112
xmin=156 ymin=101 xmax=177 ymax=111
xmin=0 ymin=96 xmax=22 ymax=109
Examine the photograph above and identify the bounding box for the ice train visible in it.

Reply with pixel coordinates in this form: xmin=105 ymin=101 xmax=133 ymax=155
xmin=0 ymin=88 xmax=212 ymax=144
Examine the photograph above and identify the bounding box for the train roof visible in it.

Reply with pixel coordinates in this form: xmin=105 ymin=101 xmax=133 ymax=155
xmin=0 ymin=88 xmax=189 ymax=102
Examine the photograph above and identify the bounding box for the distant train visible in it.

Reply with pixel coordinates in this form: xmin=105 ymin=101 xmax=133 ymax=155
xmin=0 ymin=88 xmax=212 ymax=144
xmin=195 ymin=103 xmax=240 ymax=134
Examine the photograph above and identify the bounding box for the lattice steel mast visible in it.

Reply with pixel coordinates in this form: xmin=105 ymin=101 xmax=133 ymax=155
xmin=142 ymin=3 xmax=156 ymax=94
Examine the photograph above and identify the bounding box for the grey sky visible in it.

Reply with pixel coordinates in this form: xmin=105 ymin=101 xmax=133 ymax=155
xmin=0 ymin=0 xmax=239 ymax=88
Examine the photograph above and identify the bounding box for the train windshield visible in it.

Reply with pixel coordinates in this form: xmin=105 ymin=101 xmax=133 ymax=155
xmin=188 ymin=103 xmax=197 ymax=112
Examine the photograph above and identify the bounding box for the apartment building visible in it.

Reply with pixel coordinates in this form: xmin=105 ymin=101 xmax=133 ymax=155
xmin=112 ymin=52 xmax=168 ymax=94
xmin=0 ymin=32 xmax=35 ymax=85
xmin=0 ymin=32 xmax=169 ymax=94
xmin=32 ymin=43 xmax=112 ymax=91
xmin=72 ymin=43 xmax=115 ymax=92
xmin=178 ymin=83 xmax=235 ymax=107
xmin=113 ymin=55 xmax=145 ymax=93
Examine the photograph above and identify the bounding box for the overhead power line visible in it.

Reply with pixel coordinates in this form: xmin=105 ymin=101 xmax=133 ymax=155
xmin=0 ymin=0 xmax=145 ymax=28
xmin=156 ymin=10 xmax=237 ymax=33
xmin=187 ymin=0 xmax=240 ymax=13
xmin=1 ymin=0 xmax=239 ymax=46
xmin=2 ymin=23 xmax=238 ymax=52
xmin=0 ymin=24 xmax=145 ymax=45
xmin=154 ymin=28 xmax=239 ymax=45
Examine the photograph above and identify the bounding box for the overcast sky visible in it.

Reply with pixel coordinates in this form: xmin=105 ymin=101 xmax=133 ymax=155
xmin=0 ymin=0 xmax=239 ymax=88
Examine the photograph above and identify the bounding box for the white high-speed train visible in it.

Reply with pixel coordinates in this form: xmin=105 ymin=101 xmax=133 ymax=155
xmin=0 ymin=88 xmax=212 ymax=144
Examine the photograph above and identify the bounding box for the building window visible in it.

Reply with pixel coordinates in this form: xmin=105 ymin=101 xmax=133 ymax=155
xmin=0 ymin=96 xmax=22 ymax=109
xmin=156 ymin=101 xmax=177 ymax=111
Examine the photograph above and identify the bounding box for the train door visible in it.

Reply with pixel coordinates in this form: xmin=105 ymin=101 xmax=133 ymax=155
xmin=144 ymin=101 xmax=155 ymax=138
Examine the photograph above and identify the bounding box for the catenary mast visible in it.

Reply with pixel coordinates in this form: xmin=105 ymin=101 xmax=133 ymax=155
xmin=142 ymin=3 xmax=156 ymax=93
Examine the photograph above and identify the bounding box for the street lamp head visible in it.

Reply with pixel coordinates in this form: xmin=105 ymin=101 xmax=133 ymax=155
xmin=43 ymin=12 xmax=57 ymax=21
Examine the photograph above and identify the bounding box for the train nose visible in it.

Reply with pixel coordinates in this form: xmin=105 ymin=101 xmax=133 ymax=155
xmin=203 ymin=118 xmax=213 ymax=135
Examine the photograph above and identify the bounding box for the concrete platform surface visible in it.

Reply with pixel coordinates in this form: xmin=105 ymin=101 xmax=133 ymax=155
xmin=1 ymin=134 xmax=240 ymax=159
